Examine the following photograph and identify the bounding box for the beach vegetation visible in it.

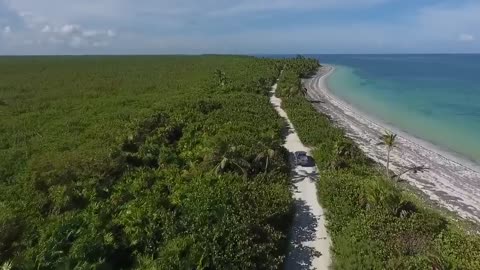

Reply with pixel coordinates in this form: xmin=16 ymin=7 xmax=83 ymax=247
xmin=214 ymin=68 xmax=229 ymax=88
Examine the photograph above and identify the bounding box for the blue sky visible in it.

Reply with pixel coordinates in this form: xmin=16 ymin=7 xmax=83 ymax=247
xmin=0 ymin=0 xmax=479 ymax=54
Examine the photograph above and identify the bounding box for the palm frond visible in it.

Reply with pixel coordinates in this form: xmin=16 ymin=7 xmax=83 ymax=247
xmin=1 ymin=262 xmax=12 ymax=270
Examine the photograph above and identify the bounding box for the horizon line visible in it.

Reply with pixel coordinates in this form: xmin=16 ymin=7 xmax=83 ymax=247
xmin=1 ymin=52 xmax=480 ymax=57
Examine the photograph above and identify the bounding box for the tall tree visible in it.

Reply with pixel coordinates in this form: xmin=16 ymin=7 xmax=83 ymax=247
xmin=377 ymin=131 xmax=397 ymax=179
xmin=214 ymin=69 xmax=228 ymax=88
xmin=212 ymin=144 xmax=250 ymax=179
xmin=254 ymin=146 xmax=276 ymax=174
xmin=301 ymin=87 xmax=308 ymax=97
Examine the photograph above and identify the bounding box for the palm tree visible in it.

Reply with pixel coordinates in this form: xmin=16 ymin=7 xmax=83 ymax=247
xmin=377 ymin=131 xmax=397 ymax=179
xmin=214 ymin=69 xmax=227 ymax=88
xmin=254 ymin=147 xmax=276 ymax=174
xmin=212 ymin=145 xmax=250 ymax=179
xmin=1 ymin=261 xmax=12 ymax=270
xmin=301 ymin=87 xmax=308 ymax=97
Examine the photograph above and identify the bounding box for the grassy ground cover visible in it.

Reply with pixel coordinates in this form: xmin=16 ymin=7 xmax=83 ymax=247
xmin=278 ymin=57 xmax=480 ymax=269
xmin=0 ymin=56 xmax=294 ymax=269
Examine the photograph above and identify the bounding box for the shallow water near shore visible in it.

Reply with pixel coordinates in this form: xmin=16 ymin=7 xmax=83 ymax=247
xmin=312 ymin=54 xmax=480 ymax=165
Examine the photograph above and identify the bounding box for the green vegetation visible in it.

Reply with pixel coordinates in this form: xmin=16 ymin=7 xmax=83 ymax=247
xmin=276 ymin=55 xmax=319 ymax=98
xmin=3 ymin=54 xmax=479 ymax=269
xmin=0 ymin=56 xmax=294 ymax=269
xmin=279 ymin=58 xmax=480 ymax=269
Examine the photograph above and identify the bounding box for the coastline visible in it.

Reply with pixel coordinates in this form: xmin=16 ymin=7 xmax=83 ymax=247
xmin=322 ymin=65 xmax=480 ymax=173
xmin=304 ymin=65 xmax=480 ymax=224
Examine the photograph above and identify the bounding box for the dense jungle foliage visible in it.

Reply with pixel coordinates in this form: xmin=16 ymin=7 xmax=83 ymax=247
xmin=0 ymin=56 xmax=294 ymax=269
xmin=275 ymin=55 xmax=319 ymax=97
xmin=280 ymin=58 xmax=480 ymax=269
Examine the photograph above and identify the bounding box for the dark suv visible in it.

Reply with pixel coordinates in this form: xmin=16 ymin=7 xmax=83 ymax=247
xmin=294 ymin=151 xmax=309 ymax=166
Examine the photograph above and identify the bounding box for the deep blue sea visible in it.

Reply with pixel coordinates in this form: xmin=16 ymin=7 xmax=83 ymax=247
xmin=270 ymin=54 xmax=480 ymax=164
xmin=316 ymin=54 xmax=480 ymax=163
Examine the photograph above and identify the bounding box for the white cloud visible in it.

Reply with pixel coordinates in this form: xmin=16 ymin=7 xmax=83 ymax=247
xmin=0 ymin=0 xmax=392 ymax=54
xmin=47 ymin=36 xmax=64 ymax=45
xmin=4 ymin=0 xmax=390 ymax=21
xmin=459 ymin=33 xmax=475 ymax=42
xmin=93 ymin=41 xmax=108 ymax=47
xmin=3 ymin=25 xmax=11 ymax=34
xmin=60 ymin=24 xmax=82 ymax=35
xmin=415 ymin=3 xmax=480 ymax=41
xmin=19 ymin=11 xmax=48 ymax=29
xmin=1 ymin=0 xmax=480 ymax=54
xmin=82 ymin=29 xmax=115 ymax=38
xmin=82 ymin=30 xmax=101 ymax=37
xmin=209 ymin=0 xmax=388 ymax=16
xmin=107 ymin=29 xmax=116 ymax=37
xmin=41 ymin=25 xmax=51 ymax=33
xmin=0 ymin=9 xmax=117 ymax=51
xmin=56 ymin=25 xmax=116 ymax=48
xmin=69 ymin=36 xmax=87 ymax=48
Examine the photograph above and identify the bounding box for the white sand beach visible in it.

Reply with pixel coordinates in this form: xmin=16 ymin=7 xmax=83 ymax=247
xmin=304 ymin=66 xmax=480 ymax=224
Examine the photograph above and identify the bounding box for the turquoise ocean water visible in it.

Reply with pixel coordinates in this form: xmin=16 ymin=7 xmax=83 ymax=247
xmin=309 ymin=54 xmax=480 ymax=164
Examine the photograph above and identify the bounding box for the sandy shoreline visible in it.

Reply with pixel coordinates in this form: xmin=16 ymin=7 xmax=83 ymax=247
xmin=304 ymin=65 xmax=480 ymax=224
